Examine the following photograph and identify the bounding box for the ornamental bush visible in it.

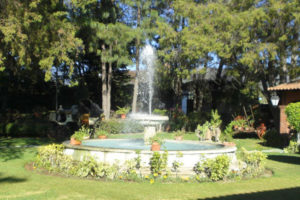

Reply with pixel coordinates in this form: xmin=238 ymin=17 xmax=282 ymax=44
xmin=284 ymin=141 xmax=300 ymax=154
xmin=193 ymin=155 xmax=230 ymax=181
xmin=263 ymin=128 xmax=283 ymax=147
xmin=285 ymin=102 xmax=300 ymax=132
xmin=149 ymin=151 xmax=168 ymax=176
xmin=94 ymin=119 xmax=143 ymax=134
xmin=240 ymin=148 xmax=267 ymax=176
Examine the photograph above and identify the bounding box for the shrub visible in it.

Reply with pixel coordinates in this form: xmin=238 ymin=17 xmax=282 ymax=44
xmin=4 ymin=119 xmax=53 ymax=137
xmin=149 ymin=151 xmax=168 ymax=176
xmin=35 ymin=144 xmax=73 ymax=172
xmin=193 ymin=155 xmax=230 ymax=181
xmin=153 ymin=109 xmax=167 ymax=116
xmin=186 ymin=111 xmax=210 ymax=132
xmin=240 ymin=148 xmax=267 ymax=176
xmin=94 ymin=129 xmax=108 ymax=137
xmin=35 ymin=144 xmax=120 ymax=179
xmin=0 ymin=122 xmax=4 ymax=135
xmin=169 ymin=106 xmax=188 ymax=131
xmin=95 ymin=119 xmax=122 ymax=134
xmin=285 ymin=102 xmax=300 ymax=132
xmin=172 ymin=152 xmax=183 ymax=176
xmin=120 ymin=120 xmax=144 ymax=133
xmin=263 ymin=129 xmax=283 ymax=147
xmin=284 ymin=141 xmax=300 ymax=154
xmin=220 ymin=123 xmax=234 ymax=142
xmin=94 ymin=119 xmax=143 ymax=134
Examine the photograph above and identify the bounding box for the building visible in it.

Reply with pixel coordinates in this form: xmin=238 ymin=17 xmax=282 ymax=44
xmin=268 ymin=80 xmax=300 ymax=135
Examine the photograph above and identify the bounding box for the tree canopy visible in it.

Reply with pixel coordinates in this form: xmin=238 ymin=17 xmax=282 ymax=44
xmin=0 ymin=0 xmax=299 ymax=121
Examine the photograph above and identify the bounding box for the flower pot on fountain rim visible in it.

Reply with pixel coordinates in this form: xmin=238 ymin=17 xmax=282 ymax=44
xmin=150 ymin=136 xmax=164 ymax=151
xmin=95 ymin=129 xmax=109 ymax=139
xmin=70 ymin=127 xmax=90 ymax=145
xmin=115 ymin=106 xmax=130 ymax=119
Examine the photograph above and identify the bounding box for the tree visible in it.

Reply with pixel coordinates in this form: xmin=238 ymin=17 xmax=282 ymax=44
xmin=70 ymin=0 xmax=130 ymax=119
xmin=121 ymin=0 xmax=157 ymax=113
xmin=156 ymin=0 xmax=299 ymax=118
xmin=92 ymin=22 xmax=134 ymax=119
xmin=0 ymin=0 xmax=82 ymax=81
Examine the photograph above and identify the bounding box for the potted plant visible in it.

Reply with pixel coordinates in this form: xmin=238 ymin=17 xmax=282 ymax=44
xmin=174 ymin=130 xmax=184 ymax=141
xmin=115 ymin=106 xmax=130 ymax=119
xmin=95 ymin=129 xmax=108 ymax=139
xmin=223 ymin=141 xmax=236 ymax=147
xmin=70 ymin=127 xmax=89 ymax=145
xmin=150 ymin=136 xmax=164 ymax=151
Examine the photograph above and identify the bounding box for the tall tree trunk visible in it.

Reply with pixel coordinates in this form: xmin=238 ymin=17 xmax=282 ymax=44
xmin=101 ymin=44 xmax=108 ymax=119
xmin=260 ymin=60 xmax=279 ymax=127
xmin=107 ymin=44 xmax=113 ymax=119
xmin=280 ymin=51 xmax=288 ymax=83
xmin=174 ymin=75 xmax=182 ymax=106
xmin=132 ymin=5 xmax=141 ymax=113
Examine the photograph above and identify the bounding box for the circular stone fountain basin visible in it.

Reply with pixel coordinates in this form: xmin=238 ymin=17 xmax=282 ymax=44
xmin=63 ymin=139 xmax=237 ymax=175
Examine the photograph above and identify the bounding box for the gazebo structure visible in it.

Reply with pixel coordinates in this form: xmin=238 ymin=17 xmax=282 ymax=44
xmin=268 ymin=80 xmax=300 ymax=135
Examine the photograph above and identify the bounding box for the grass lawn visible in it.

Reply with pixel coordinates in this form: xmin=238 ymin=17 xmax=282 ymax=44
xmin=0 ymin=137 xmax=300 ymax=200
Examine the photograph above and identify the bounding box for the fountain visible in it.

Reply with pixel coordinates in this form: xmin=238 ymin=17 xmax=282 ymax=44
xmin=129 ymin=44 xmax=169 ymax=142
xmin=63 ymin=44 xmax=238 ymax=175
xmin=64 ymin=139 xmax=237 ymax=175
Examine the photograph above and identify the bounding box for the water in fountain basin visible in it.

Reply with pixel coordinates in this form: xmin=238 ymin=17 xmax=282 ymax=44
xmin=82 ymin=139 xmax=224 ymax=151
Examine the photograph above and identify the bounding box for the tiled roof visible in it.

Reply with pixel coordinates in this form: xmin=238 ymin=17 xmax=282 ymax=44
xmin=268 ymin=81 xmax=300 ymax=91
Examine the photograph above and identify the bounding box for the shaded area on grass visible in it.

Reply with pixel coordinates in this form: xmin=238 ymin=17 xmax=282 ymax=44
xmin=0 ymin=137 xmax=55 ymax=147
xmin=268 ymin=155 xmax=300 ymax=165
xmin=0 ymin=176 xmax=27 ymax=184
xmin=0 ymin=137 xmax=56 ymax=161
xmin=0 ymin=173 xmax=27 ymax=184
xmin=198 ymin=187 xmax=300 ymax=200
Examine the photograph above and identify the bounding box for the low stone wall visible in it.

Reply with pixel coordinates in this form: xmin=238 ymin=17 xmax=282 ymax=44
xmin=63 ymin=140 xmax=237 ymax=175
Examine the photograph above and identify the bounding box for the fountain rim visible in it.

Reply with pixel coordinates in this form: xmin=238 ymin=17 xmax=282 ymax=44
xmin=63 ymin=139 xmax=237 ymax=154
xmin=128 ymin=113 xmax=169 ymax=120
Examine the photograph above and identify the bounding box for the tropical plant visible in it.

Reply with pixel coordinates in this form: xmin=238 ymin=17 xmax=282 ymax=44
xmin=210 ymin=110 xmax=222 ymax=128
xmin=195 ymin=121 xmax=211 ymax=140
xmin=149 ymin=136 xmax=164 ymax=145
xmin=95 ymin=129 xmax=108 ymax=137
xmin=115 ymin=106 xmax=130 ymax=115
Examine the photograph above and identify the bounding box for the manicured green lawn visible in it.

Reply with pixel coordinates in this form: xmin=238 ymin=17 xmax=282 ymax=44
xmin=0 ymin=137 xmax=299 ymax=200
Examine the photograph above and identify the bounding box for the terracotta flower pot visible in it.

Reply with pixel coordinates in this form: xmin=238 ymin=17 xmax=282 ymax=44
xmin=70 ymin=138 xmax=81 ymax=145
xmin=223 ymin=142 xmax=236 ymax=147
xmin=151 ymin=142 xmax=161 ymax=151
xmin=98 ymin=135 xmax=107 ymax=139
xmin=175 ymin=136 xmax=183 ymax=141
